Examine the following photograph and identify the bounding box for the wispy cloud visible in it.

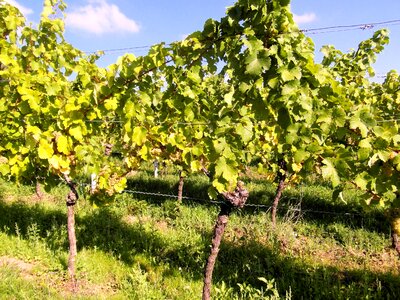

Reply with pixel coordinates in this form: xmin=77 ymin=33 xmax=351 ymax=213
xmin=4 ymin=0 xmax=33 ymax=16
xmin=293 ymin=13 xmax=317 ymax=25
xmin=66 ymin=0 xmax=140 ymax=35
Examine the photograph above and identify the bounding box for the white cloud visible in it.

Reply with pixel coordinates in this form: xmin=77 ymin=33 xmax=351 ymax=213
xmin=4 ymin=0 xmax=33 ymax=16
xmin=66 ymin=0 xmax=140 ymax=35
xmin=293 ymin=13 xmax=316 ymax=25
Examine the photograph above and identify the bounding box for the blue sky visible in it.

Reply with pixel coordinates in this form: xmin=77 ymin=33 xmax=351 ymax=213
xmin=5 ymin=0 xmax=400 ymax=77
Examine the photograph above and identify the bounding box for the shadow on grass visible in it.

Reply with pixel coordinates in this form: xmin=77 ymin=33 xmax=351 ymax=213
xmin=215 ymin=239 xmax=400 ymax=299
xmin=0 ymin=198 xmax=398 ymax=299
xmin=126 ymin=175 xmax=390 ymax=234
xmin=0 ymin=199 xmax=204 ymax=273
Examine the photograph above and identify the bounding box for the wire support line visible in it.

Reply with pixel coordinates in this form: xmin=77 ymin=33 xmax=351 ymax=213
xmin=305 ymin=28 xmax=370 ymax=35
xmin=82 ymin=117 xmax=400 ymax=125
xmin=85 ymin=45 xmax=156 ymax=54
xmin=122 ymin=189 xmax=224 ymax=205
xmin=175 ymin=122 xmax=210 ymax=126
xmin=121 ymin=188 xmax=364 ymax=216
xmin=82 ymin=119 xmax=254 ymax=127
xmin=288 ymin=208 xmax=362 ymax=216
xmin=74 ymin=179 xmax=366 ymax=217
xmin=122 ymin=188 xmax=271 ymax=208
xmin=83 ymin=119 xmax=211 ymax=126
xmin=376 ymin=119 xmax=400 ymax=123
xmin=301 ymin=18 xmax=400 ymax=33
xmin=84 ymin=18 xmax=400 ymax=55
xmin=86 ymin=119 xmax=123 ymax=124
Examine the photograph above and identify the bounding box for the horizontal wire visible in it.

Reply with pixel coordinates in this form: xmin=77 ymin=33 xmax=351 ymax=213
xmin=305 ymin=27 xmax=369 ymax=35
xmin=83 ymin=117 xmax=400 ymax=126
xmin=96 ymin=45 xmax=155 ymax=53
xmin=376 ymin=119 xmax=400 ymax=123
xmin=301 ymin=18 xmax=400 ymax=33
xmin=81 ymin=183 xmax=362 ymax=216
xmin=84 ymin=18 xmax=400 ymax=55
xmin=65 ymin=177 xmax=368 ymax=217
xmin=123 ymin=189 xmax=224 ymax=205
xmin=122 ymin=188 xmax=364 ymax=216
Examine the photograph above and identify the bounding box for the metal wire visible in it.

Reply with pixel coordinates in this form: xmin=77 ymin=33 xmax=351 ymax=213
xmin=84 ymin=18 xmax=400 ymax=55
xmin=120 ymin=187 xmax=362 ymax=216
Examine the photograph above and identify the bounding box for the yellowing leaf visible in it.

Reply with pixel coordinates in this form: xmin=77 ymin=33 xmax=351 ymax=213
xmin=0 ymin=163 xmax=10 ymax=176
xmin=38 ymin=139 xmax=54 ymax=160
xmin=190 ymin=160 xmax=201 ymax=172
xmin=212 ymin=179 xmax=226 ymax=194
xmin=132 ymin=127 xmax=147 ymax=146
xmin=57 ymin=135 xmax=70 ymax=155
xmin=49 ymin=156 xmax=60 ymax=170
xmin=26 ymin=125 xmax=41 ymax=141
xmin=104 ymin=97 xmax=118 ymax=111
xmin=69 ymin=126 xmax=83 ymax=141
xmin=139 ymin=144 xmax=150 ymax=160
xmin=114 ymin=177 xmax=127 ymax=193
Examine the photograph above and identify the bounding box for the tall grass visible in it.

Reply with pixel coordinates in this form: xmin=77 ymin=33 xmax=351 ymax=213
xmin=0 ymin=174 xmax=398 ymax=299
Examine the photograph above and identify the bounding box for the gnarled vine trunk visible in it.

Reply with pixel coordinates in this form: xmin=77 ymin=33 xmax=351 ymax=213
xmin=35 ymin=181 xmax=44 ymax=199
xmin=202 ymin=203 xmax=231 ymax=300
xmin=202 ymin=182 xmax=249 ymax=300
xmin=271 ymin=159 xmax=287 ymax=226
xmin=390 ymin=208 xmax=400 ymax=256
xmin=67 ymin=195 xmax=77 ymax=280
xmin=392 ymin=230 xmax=400 ymax=256
xmin=177 ymin=172 xmax=184 ymax=203
xmin=64 ymin=175 xmax=79 ymax=287
xmin=271 ymin=178 xmax=286 ymax=226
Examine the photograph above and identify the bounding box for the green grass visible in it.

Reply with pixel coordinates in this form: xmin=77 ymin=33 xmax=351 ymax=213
xmin=0 ymin=265 xmax=61 ymax=300
xmin=0 ymin=174 xmax=399 ymax=299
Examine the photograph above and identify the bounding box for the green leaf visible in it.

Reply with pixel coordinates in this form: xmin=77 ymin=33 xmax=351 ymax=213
xmin=293 ymin=149 xmax=309 ymax=163
xmin=139 ymin=92 xmax=152 ymax=106
xmin=184 ymin=105 xmax=195 ymax=122
xmin=349 ymin=116 xmax=368 ymax=138
xmin=357 ymin=148 xmax=370 ymax=161
xmin=321 ymin=158 xmax=340 ymax=188
xmin=349 ymin=108 xmax=376 ymax=138
xmin=215 ymin=157 xmax=237 ymax=186
xmin=235 ymin=122 xmax=253 ymax=144
xmin=47 ymin=82 xmax=60 ymax=96
xmin=277 ymin=107 xmax=291 ymax=129
xmin=245 ymin=50 xmax=271 ymax=75
xmin=280 ymin=68 xmax=296 ymax=82
xmin=223 ymin=88 xmax=235 ymax=106
xmin=354 ymin=172 xmax=369 ymax=190
xmin=192 ymin=145 xmax=203 ymax=156
xmin=281 ymin=81 xmax=298 ymax=96
xmin=332 ymin=187 xmax=345 ymax=202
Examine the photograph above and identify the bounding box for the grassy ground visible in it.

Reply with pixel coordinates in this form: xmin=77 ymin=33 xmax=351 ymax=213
xmin=0 ymin=172 xmax=399 ymax=299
